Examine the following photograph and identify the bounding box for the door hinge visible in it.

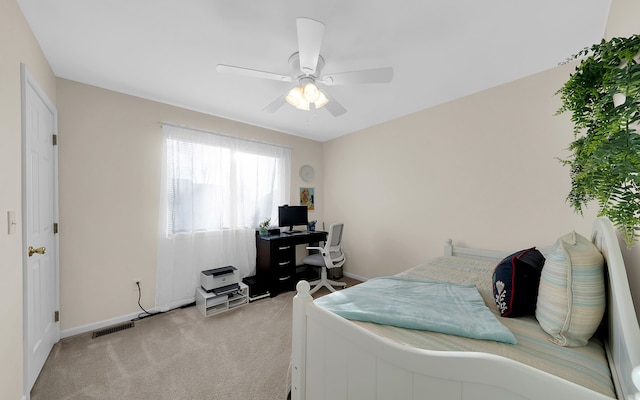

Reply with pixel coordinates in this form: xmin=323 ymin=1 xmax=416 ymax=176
xmin=52 ymin=134 xmax=58 ymax=146
xmin=54 ymin=310 xmax=59 ymax=322
xmin=53 ymin=222 xmax=59 ymax=234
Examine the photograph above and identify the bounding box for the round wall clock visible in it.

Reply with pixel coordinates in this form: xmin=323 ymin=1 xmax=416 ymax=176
xmin=299 ymin=164 xmax=314 ymax=182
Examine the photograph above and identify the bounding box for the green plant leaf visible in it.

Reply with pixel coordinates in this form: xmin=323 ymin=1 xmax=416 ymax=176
xmin=557 ymin=34 xmax=640 ymax=247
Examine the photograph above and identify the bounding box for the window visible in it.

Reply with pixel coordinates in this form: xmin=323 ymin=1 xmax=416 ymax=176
xmin=163 ymin=124 xmax=290 ymax=235
xmin=156 ymin=124 xmax=291 ymax=310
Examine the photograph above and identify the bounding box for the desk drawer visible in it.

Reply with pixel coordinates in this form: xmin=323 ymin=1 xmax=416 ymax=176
xmin=255 ymin=231 xmax=328 ymax=297
xmin=273 ymin=244 xmax=295 ymax=264
xmin=274 ymin=271 xmax=294 ymax=293
xmin=274 ymin=243 xmax=294 ymax=256
xmin=274 ymin=244 xmax=295 ymax=287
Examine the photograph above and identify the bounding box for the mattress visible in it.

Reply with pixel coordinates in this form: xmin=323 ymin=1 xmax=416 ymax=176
xmin=350 ymin=255 xmax=615 ymax=398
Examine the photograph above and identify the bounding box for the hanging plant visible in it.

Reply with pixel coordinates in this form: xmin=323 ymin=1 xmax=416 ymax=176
xmin=556 ymin=34 xmax=640 ymax=247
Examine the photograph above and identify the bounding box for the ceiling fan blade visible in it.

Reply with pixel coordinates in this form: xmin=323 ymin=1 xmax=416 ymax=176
xmin=262 ymin=93 xmax=287 ymax=113
xmin=296 ymin=18 xmax=325 ymax=75
xmin=320 ymin=67 xmax=394 ymax=85
xmin=216 ymin=64 xmax=293 ymax=82
xmin=323 ymin=93 xmax=347 ymax=117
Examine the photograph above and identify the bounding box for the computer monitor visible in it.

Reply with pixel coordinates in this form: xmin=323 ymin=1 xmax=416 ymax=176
xmin=278 ymin=205 xmax=308 ymax=232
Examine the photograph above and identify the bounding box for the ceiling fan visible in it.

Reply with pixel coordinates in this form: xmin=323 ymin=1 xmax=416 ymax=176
xmin=216 ymin=17 xmax=394 ymax=117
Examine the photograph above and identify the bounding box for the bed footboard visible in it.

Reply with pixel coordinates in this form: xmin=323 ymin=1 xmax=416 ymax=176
xmin=291 ymin=281 xmax=312 ymax=399
xmin=291 ymin=281 xmax=613 ymax=400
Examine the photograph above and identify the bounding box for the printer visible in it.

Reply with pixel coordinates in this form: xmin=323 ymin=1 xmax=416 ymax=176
xmin=200 ymin=266 xmax=240 ymax=295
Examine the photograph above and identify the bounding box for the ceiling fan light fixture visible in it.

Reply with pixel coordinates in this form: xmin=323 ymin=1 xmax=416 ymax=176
xmin=286 ymin=82 xmax=328 ymax=111
xmin=286 ymin=86 xmax=310 ymax=110
xmin=297 ymin=102 xmax=310 ymax=111
xmin=315 ymin=91 xmax=329 ymax=109
xmin=286 ymin=86 xmax=303 ymax=106
xmin=303 ymin=82 xmax=320 ymax=102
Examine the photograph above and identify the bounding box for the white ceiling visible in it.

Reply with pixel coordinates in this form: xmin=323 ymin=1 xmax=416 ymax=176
xmin=17 ymin=0 xmax=611 ymax=142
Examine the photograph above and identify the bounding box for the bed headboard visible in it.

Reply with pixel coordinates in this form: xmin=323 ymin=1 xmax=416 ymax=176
xmin=444 ymin=239 xmax=553 ymax=260
xmin=444 ymin=218 xmax=640 ymax=399
xmin=591 ymin=218 xmax=640 ymax=399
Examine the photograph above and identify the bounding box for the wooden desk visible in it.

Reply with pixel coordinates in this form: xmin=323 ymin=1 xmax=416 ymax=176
xmin=256 ymin=231 xmax=327 ymax=296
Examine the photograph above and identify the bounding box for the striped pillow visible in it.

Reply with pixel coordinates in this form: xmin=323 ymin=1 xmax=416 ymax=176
xmin=535 ymin=231 xmax=605 ymax=347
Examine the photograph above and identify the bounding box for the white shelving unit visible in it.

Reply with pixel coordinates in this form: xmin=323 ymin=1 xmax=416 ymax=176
xmin=195 ymin=282 xmax=248 ymax=317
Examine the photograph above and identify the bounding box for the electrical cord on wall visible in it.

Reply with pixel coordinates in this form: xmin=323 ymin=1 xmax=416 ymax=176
xmin=132 ymin=281 xmax=162 ymax=321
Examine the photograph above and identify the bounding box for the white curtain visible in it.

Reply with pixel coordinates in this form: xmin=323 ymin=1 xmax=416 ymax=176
xmin=156 ymin=124 xmax=291 ymax=311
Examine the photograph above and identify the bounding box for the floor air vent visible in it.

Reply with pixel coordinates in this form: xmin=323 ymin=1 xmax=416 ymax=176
xmin=92 ymin=321 xmax=134 ymax=338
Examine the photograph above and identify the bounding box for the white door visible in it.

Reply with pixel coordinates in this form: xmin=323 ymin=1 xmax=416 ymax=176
xmin=22 ymin=65 xmax=59 ymax=393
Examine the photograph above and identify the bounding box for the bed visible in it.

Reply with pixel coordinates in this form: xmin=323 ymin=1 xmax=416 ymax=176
xmin=290 ymin=218 xmax=640 ymax=399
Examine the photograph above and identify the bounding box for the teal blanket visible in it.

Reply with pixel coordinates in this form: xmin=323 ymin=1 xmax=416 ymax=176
xmin=314 ymin=277 xmax=517 ymax=344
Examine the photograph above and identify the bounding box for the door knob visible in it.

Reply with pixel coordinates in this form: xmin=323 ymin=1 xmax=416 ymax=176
xmin=28 ymin=246 xmax=46 ymax=257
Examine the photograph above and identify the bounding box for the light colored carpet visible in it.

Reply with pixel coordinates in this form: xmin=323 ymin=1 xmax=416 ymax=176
xmin=31 ymin=277 xmax=359 ymax=400
xmin=32 ymin=292 xmax=295 ymax=400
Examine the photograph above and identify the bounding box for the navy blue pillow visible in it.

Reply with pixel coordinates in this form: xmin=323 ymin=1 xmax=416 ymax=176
xmin=492 ymin=248 xmax=545 ymax=317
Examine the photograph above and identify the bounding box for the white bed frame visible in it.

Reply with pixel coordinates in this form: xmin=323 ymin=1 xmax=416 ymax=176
xmin=291 ymin=218 xmax=640 ymax=399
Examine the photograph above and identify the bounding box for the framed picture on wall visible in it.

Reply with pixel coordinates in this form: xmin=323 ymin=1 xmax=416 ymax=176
xmin=300 ymin=187 xmax=314 ymax=210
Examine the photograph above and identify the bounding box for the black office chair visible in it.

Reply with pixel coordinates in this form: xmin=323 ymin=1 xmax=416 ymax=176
xmin=302 ymin=223 xmax=347 ymax=295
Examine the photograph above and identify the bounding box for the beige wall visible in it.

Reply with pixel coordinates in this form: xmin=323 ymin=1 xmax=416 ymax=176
xmin=605 ymin=0 xmax=640 ymax=317
xmin=56 ymin=79 xmax=323 ymax=332
xmin=323 ymin=0 xmax=639 ymax=320
xmin=0 ymin=0 xmax=56 ymax=398
xmin=322 ymin=64 xmax=598 ymax=279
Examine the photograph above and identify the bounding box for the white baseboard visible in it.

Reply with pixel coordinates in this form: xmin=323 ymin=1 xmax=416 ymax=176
xmin=343 ymin=271 xmax=368 ymax=282
xmin=59 ymin=275 xmax=365 ymax=339
xmin=60 ymin=309 xmax=155 ymax=339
